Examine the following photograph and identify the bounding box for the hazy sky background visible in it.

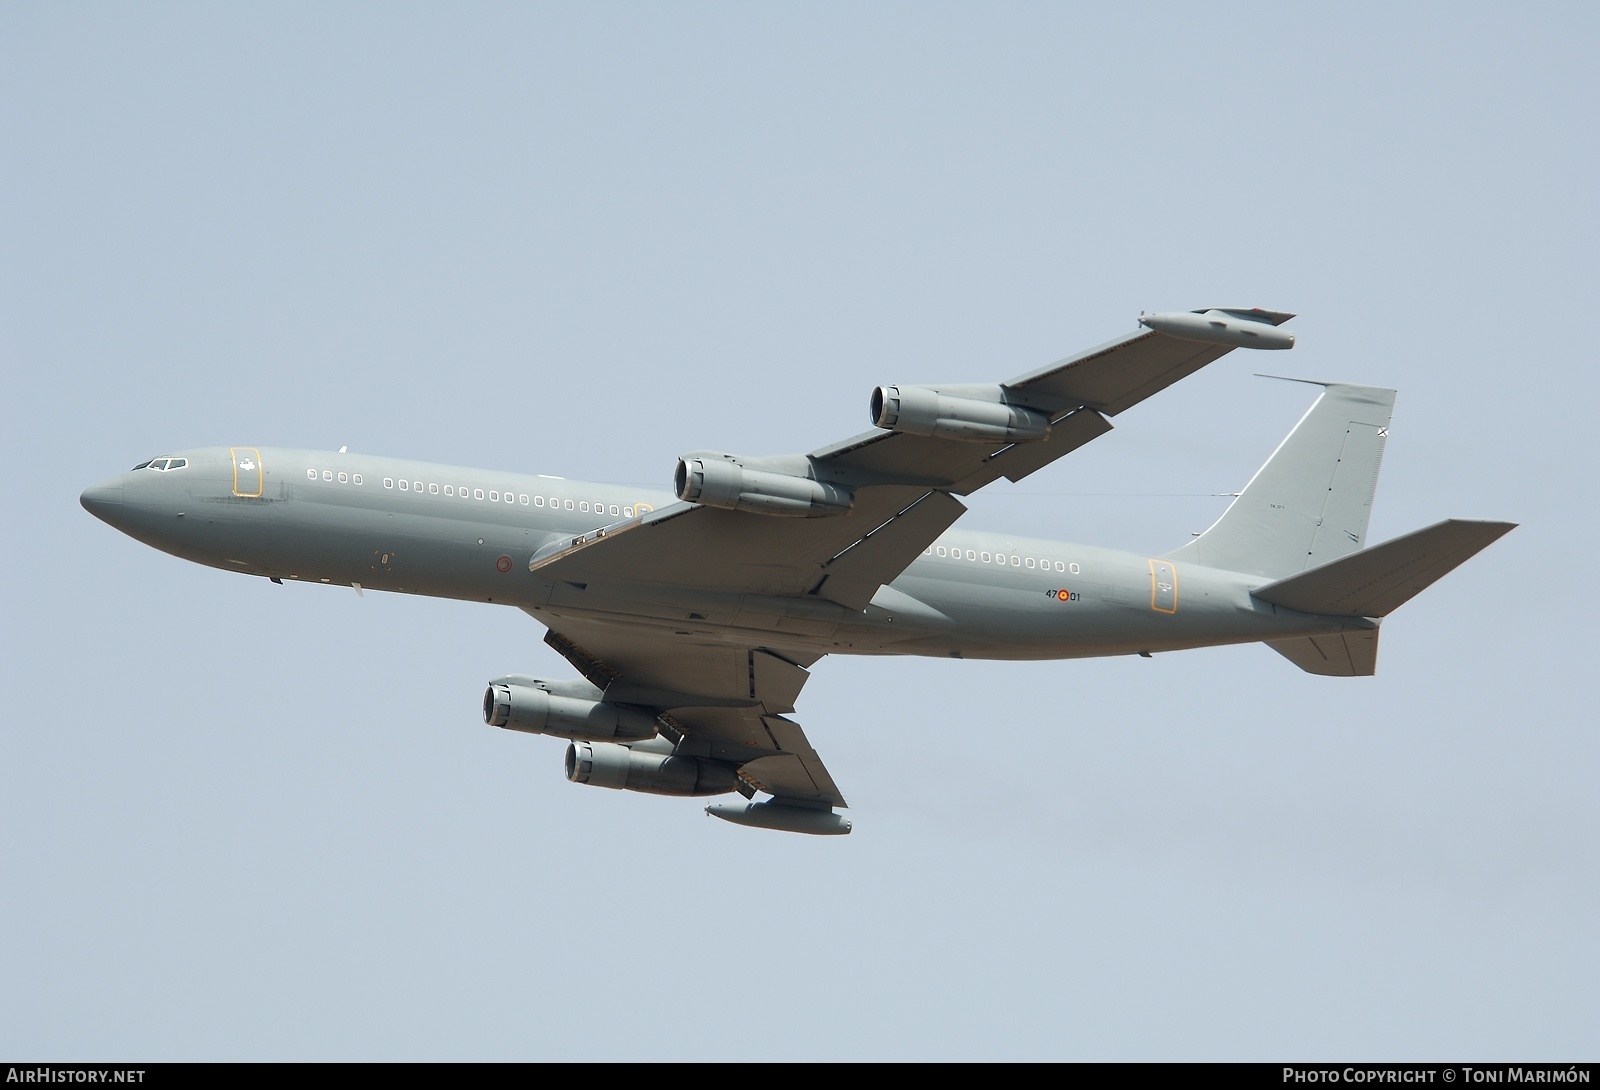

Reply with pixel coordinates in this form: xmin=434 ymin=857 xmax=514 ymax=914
xmin=4 ymin=4 xmax=1595 ymax=1060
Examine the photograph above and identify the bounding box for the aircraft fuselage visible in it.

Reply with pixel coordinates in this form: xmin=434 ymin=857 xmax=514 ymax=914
xmin=80 ymin=445 xmax=1369 ymax=664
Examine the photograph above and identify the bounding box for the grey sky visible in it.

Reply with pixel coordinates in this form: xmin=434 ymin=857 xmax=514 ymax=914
xmin=3 ymin=4 xmax=1595 ymax=1060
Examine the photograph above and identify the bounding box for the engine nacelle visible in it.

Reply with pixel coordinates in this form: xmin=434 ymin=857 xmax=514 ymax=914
xmin=675 ymin=455 xmax=852 ymax=517
xmin=483 ymin=682 xmax=658 ymax=743
xmin=871 ymin=385 xmax=1051 ymax=443
xmin=565 ymin=739 xmax=739 ymax=797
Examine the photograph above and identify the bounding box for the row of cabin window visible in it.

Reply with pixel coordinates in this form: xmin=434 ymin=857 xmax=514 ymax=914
xmin=308 ymin=468 xmax=364 ymax=485
xmin=371 ymin=473 xmax=641 ymax=518
xmin=925 ymin=543 xmax=1080 ymax=574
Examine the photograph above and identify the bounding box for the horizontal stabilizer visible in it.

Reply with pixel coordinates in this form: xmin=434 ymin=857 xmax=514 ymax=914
xmin=1252 ymin=519 xmax=1516 ymax=618
xmin=1266 ymin=631 xmax=1380 ymax=676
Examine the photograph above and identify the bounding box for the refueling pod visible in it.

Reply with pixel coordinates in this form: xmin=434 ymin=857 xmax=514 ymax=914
xmin=706 ymin=799 xmax=853 ymax=835
xmin=675 ymin=454 xmax=852 ymax=517
xmin=1138 ymin=308 xmax=1296 ymax=350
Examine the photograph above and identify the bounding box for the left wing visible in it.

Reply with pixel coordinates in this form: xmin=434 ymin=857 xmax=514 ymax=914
xmin=539 ymin=620 xmax=846 ymax=807
xmin=528 ymin=488 xmax=965 ymax=613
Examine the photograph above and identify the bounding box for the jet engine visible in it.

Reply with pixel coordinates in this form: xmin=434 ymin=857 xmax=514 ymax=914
xmin=675 ymin=454 xmax=852 ymax=517
xmin=565 ymin=738 xmax=739 ymax=797
xmin=870 ymin=384 xmax=1051 ymax=442
xmin=483 ymin=681 xmax=658 ymax=743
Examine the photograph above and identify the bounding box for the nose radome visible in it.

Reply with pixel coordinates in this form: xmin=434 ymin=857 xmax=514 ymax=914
xmin=80 ymin=480 xmax=124 ymax=523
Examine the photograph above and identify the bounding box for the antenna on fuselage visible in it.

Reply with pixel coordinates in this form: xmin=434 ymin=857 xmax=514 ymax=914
xmin=338 ymin=445 xmax=348 ymax=453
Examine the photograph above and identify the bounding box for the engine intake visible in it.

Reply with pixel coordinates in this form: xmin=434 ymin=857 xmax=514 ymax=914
xmin=871 ymin=385 xmax=1050 ymax=443
xmin=565 ymin=739 xmax=739 ymax=797
xmin=675 ymin=455 xmax=852 ymax=517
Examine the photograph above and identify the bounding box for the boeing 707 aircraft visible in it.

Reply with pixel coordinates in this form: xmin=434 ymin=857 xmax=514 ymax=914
xmin=80 ymin=308 xmax=1514 ymax=835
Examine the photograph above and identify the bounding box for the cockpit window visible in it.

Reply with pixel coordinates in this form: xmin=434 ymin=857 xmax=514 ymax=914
xmin=133 ymin=457 xmax=189 ymax=472
xmin=166 ymin=458 xmax=187 ymax=470
xmin=132 ymin=460 xmax=152 ymax=471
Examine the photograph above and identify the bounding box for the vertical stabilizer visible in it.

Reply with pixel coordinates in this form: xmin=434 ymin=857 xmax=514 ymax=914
xmin=1167 ymin=382 xmax=1395 ymax=579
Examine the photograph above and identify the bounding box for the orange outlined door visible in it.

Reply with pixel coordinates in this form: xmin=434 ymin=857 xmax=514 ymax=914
xmin=230 ymin=448 xmax=263 ymax=497
xmin=1149 ymin=559 xmax=1177 ymax=614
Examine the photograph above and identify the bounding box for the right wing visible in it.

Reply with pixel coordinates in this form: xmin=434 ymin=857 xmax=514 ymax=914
xmin=528 ymin=311 xmax=1286 ymax=612
xmin=810 ymin=320 xmax=1255 ymax=494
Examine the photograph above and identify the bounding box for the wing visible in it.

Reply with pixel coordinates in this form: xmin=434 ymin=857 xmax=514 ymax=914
xmin=528 ymin=316 xmax=1275 ymax=612
xmin=529 ymin=488 xmax=966 ymax=613
xmin=523 ymin=309 xmax=1292 ymax=825
xmin=540 ymin=619 xmax=846 ymax=807
xmin=809 ymin=324 xmax=1240 ymax=493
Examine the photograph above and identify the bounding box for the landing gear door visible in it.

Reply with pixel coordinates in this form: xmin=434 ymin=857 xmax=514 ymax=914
xmin=230 ymin=448 xmax=263 ymax=498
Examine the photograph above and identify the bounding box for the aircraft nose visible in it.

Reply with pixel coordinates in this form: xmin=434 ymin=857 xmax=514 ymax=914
xmin=80 ymin=479 xmax=125 ymax=524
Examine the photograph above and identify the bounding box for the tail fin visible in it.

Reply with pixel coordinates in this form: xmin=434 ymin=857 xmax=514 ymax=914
xmin=1167 ymin=381 xmax=1395 ymax=578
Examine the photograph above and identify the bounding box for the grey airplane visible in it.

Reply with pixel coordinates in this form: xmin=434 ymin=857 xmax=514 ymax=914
xmin=80 ymin=308 xmax=1514 ymax=835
